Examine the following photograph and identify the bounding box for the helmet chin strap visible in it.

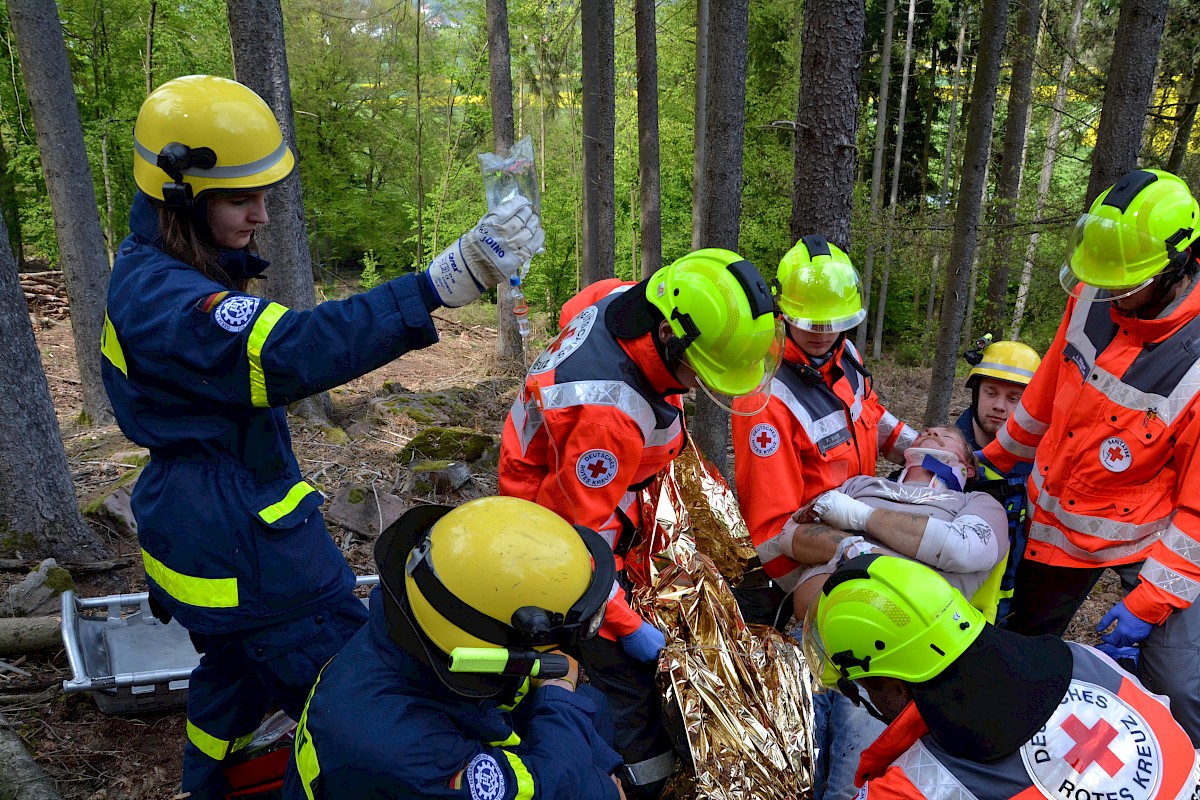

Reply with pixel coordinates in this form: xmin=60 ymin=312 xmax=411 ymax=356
xmin=836 ymin=678 xmax=889 ymax=723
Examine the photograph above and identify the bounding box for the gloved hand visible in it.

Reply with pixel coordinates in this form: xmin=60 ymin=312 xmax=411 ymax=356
xmin=619 ymin=620 xmax=666 ymax=663
xmin=1096 ymin=600 xmax=1154 ymax=647
xmin=811 ymin=490 xmax=874 ymax=532
xmin=1095 ymin=642 xmax=1142 ymax=670
xmin=426 ymin=196 xmax=545 ymax=307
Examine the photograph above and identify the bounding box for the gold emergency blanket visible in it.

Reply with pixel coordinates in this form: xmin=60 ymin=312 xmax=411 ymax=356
xmin=623 ymin=443 xmax=816 ymax=799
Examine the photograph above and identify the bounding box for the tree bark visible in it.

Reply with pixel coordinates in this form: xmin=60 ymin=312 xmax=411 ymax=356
xmin=790 ymin=0 xmax=866 ymax=252
xmin=1085 ymin=0 xmax=1169 ymax=205
xmin=8 ymin=0 xmax=113 ymax=424
xmin=0 ymin=212 xmax=106 ymax=561
xmin=1012 ymin=0 xmax=1084 ymax=340
xmin=855 ymin=0 xmax=895 ymax=353
xmin=872 ymin=0 xmax=915 ymax=360
xmin=691 ymin=0 xmax=709 ymax=251
xmin=692 ymin=0 xmax=750 ymax=479
xmin=983 ymin=0 xmax=1042 ymax=336
xmin=226 ymin=0 xmax=332 ymax=420
xmin=0 ymin=616 xmax=61 ymax=656
xmin=485 ymin=0 xmax=523 ymax=368
xmin=1166 ymin=58 xmax=1200 ymax=174
xmin=635 ymin=0 xmax=662 ymax=280
xmin=581 ymin=0 xmax=615 ymax=286
xmin=0 ymin=130 xmax=20 ymax=267
xmin=924 ymin=0 xmax=1008 ymax=428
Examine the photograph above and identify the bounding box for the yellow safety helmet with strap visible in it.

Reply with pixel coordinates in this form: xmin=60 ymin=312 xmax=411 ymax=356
xmin=1061 ymin=169 xmax=1200 ymax=301
xmin=133 ymin=75 xmax=295 ymax=207
xmin=776 ymin=235 xmax=867 ymax=333
xmin=966 ymin=341 xmax=1040 ymax=388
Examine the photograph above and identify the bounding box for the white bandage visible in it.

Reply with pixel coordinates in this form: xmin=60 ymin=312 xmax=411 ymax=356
xmin=811 ymin=490 xmax=874 ymax=532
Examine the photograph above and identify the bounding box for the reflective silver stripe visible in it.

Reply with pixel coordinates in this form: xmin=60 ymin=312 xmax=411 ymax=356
xmin=975 ymin=360 xmax=1036 ymax=380
xmin=1012 ymin=402 xmax=1049 ymax=436
xmin=893 ymin=740 xmax=978 ymax=800
xmin=1164 ymin=359 xmax=1200 ymax=426
xmin=756 ymin=528 xmax=791 ymax=565
xmin=133 ymin=138 xmax=290 ymax=180
xmin=996 ymin=423 xmax=1037 ymax=459
xmin=625 ymin=752 xmax=676 ymax=786
xmin=893 ymin=424 xmax=917 ymax=453
xmin=1140 ymin=556 xmax=1200 ymax=604
xmin=509 ymin=394 xmax=542 ymax=456
xmin=1065 ymin=288 xmax=1100 ymax=365
xmin=1030 ymin=471 xmax=1175 ymax=543
xmin=1163 ymin=524 xmax=1200 ymax=566
xmin=844 ymin=341 xmax=866 ymax=421
xmin=537 ymin=380 xmax=682 ymax=447
xmin=878 ymin=412 xmax=914 ymax=458
xmin=1088 ymin=366 xmax=1170 ymax=419
xmin=877 ymin=411 xmax=900 ymax=447
xmin=770 ymin=380 xmax=852 ymax=449
xmin=1029 ymin=521 xmax=1166 ymax=563
xmin=770 ymin=564 xmax=806 ymax=594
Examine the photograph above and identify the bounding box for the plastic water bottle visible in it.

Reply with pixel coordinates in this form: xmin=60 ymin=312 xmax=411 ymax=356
xmin=509 ymin=274 xmax=530 ymax=339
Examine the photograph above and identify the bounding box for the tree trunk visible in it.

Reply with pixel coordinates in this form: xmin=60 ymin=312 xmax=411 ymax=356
xmin=226 ymin=0 xmax=332 ymax=420
xmin=871 ymin=0 xmax=915 ymax=360
xmin=0 ymin=213 xmax=106 ymax=561
xmin=1166 ymin=59 xmax=1200 ymax=174
xmin=414 ymin=7 xmax=424 ymax=271
xmin=983 ymin=0 xmax=1042 ymax=335
xmin=692 ymin=0 xmax=750 ymax=480
xmin=1085 ymin=0 xmax=1169 ymax=205
xmin=100 ymin=127 xmax=115 ymax=266
xmin=0 ymin=131 xmax=20 ymax=267
xmin=486 ymin=0 xmax=522 ymax=368
xmin=581 ymin=0 xmax=615 ymax=286
xmin=1011 ymin=0 xmax=1084 ymax=340
xmin=790 ymin=0 xmax=866 ymax=252
xmin=855 ymin=0 xmax=896 ymax=353
xmin=924 ymin=6 xmax=969 ymax=365
xmin=691 ymin=0 xmax=709 ymax=251
xmin=924 ymin=0 xmax=1008 ymax=428
xmin=144 ymin=0 xmax=156 ymax=95
xmin=635 ymin=0 xmax=662 ymax=280
xmin=8 ymin=0 xmax=113 ymax=424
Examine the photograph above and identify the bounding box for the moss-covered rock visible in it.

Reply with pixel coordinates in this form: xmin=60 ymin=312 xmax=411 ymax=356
xmin=323 ymin=426 xmax=350 ymax=445
xmin=399 ymin=426 xmax=497 ymax=464
xmin=44 ymin=565 xmax=75 ymax=594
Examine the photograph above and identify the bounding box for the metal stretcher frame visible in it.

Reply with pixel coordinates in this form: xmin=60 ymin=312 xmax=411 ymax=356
xmin=61 ymin=574 xmax=380 ymax=715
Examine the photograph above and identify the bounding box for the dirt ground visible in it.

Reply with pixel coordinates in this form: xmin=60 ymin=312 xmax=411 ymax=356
xmin=9 ymin=302 xmax=1119 ymax=800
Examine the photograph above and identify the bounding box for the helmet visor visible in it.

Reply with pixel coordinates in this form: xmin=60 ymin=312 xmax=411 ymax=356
xmin=692 ymin=317 xmax=786 ymax=416
xmin=801 ymin=599 xmax=840 ymax=691
xmin=784 ymin=307 xmax=867 ymax=334
xmin=1059 ymin=212 xmax=1164 ymax=302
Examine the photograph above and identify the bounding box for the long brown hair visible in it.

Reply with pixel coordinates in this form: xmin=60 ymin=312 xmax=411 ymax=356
xmin=156 ymin=203 xmax=250 ymax=292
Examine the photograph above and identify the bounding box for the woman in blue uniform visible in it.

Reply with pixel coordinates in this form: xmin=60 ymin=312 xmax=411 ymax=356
xmin=100 ymin=74 xmax=543 ymax=799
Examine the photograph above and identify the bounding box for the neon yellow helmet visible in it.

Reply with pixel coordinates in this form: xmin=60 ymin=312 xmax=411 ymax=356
xmin=1061 ymin=169 xmax=1200 ymax=301
xmin=802 ymin=554 xmax=984 ymax=689
xmin=966 ymin=341 xmax=1040 ymax=388
xmin=644 ymin=248 xmax=784 ymax=414
xmin=776 ymin=236 xmax=867 ymax=332
xmin=133 ymin=75 xmax=295 ymax=207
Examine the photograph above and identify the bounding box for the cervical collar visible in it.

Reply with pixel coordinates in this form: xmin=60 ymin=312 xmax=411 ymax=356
xmin=899 ymin=447 xmax=967 ymax=492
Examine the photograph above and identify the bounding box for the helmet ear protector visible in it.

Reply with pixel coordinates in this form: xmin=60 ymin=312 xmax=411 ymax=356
xmin=403 ymin=522 xmax=616 ymax=649
xmin=156 ymin=142 xmax=218 ymax=209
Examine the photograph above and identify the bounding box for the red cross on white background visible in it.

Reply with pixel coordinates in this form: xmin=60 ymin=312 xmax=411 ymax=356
xmin=1061 ymin=715 xmax=1124 ymax=778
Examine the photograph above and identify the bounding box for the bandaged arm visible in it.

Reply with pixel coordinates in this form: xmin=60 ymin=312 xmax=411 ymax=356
xmin=910 ymin=493 xmax=1009 ymax=573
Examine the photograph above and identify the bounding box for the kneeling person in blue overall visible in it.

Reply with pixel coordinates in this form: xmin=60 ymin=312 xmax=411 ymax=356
xmin=284 ymin=496 xmax=628 ymax=800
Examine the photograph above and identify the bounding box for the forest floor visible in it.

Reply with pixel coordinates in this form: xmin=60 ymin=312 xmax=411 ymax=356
xmin=8 ymin=298 xmax=1120 ymax=800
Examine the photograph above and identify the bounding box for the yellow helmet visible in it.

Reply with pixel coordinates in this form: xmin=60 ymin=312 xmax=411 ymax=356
xmin=378 ymin=496 xmax=612 ymax=657
xmin=776 ymin=236 xmax=866 ymax=332
xmin=966 ymin=341 xmax=1040 ymax=388
xmin=133 ymin=75 xmax=295 ymax=206
xmin=1061 ymin=169 xmax=1200 ymax=301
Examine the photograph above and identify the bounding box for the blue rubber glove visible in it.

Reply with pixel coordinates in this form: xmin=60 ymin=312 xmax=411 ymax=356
xmin=1099 ymin=597 xmax=1152 ymax=666
xmin=619 ymin=620 xmax=666 ymax=663
xmin=1095 ymin=642 xmax=1141 ymax=669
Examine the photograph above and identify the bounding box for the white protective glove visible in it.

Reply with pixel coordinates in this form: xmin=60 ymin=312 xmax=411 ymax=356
xmin=426 ymin=196 xmax=545 ymax=308
xmin=811 ymin=490 xmax=874 ymax=532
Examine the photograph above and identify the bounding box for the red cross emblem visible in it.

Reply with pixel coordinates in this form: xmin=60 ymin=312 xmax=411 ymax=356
xmin=547 ymin=326 xmax=576 ymax=354
xmin=586 ymin=459 xmax=609 ymax=479
xmin=756 ymin=431 xmax=774 ymax=449
xmin=1061 ymin=715 xmax=1124 ymax=777
xmin=576 ymin=449 xmax=618 ymax=487
xmin=1100 ymin=437 xmax=1131 ymax=473
xmin=749 ymin=423 xmax=780 ymax=457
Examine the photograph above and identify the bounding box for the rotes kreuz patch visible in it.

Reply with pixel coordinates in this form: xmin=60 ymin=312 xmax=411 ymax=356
xmin=577 ymin=449 xmax=619 ymax=488
xmin=1021 ymin=678 xmax=1162 ymax=800
xmin=749 ymin=423 xmax=781 ymax=457
xmin=466 ymin=753 xmax=505 ymax=800
xmin=213 ymin=296 xmax=261 ymax=333
xmin=1099 ymin=437 xmax=1132 ymax=473
xmin=530 ymin=306 xmax=597 ymax=374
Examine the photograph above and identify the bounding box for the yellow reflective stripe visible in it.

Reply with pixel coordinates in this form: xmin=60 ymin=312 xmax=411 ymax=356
xmin=141 ymin=549 xmax=238 ymax=609
xmin=294 ymin=664 xmax=329 ymax=800
xmin=499 ymin=750 xmax=535 ymax=800
xmin=969 ymin=559 xmax=1007 ymax=624
xmin=187 ymin=719 xmax=234 ymax=762
xmin=488 ymin=731 xmax=522 ymax=747
xmin=231 ymin=730 xmax=255 ymax=754
xmin=498 ymin=678 xmax=530 ymax=712
xmin=101 ymin=313 xmax=128 ymax=376
xmin=247 ymin=302 xmax=288 ymax=408
xmin=258 ymin=481 xmax=318 ymax=525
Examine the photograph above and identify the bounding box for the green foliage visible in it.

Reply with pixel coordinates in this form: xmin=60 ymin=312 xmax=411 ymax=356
xmin=359 ymin=249 xmax=383 ymax=290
